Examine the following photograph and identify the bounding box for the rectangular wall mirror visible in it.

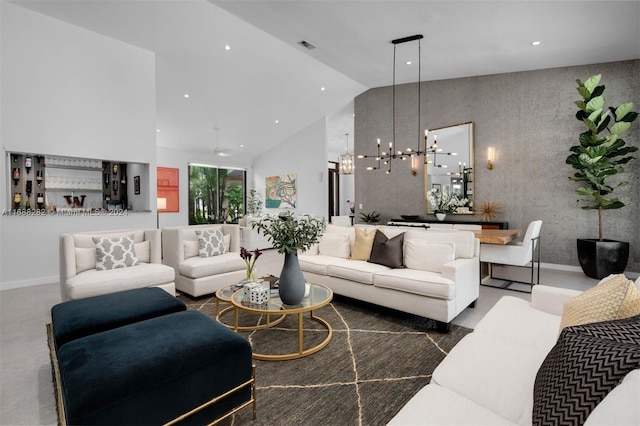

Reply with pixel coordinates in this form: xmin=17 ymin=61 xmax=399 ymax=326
xmin=423 ymin=122 xmax=474 ymax=214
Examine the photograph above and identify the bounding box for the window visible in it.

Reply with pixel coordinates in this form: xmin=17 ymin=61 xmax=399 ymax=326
xmin=188 ymin=164 xmax=246 ymax=224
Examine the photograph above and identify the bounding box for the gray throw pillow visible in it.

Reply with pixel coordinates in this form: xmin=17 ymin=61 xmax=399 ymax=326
xmin=367 ymin=230 xmax=405 ymax=268
xmin=533 ymin=315 xmax=640 ymax=426
xmin=195 ymin=229 xmax=226 ymax=257
xmin=92 ymin=234 xmax=140 ymax=271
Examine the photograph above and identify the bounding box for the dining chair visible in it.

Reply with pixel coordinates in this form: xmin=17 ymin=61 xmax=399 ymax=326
xmin=479 ymin=220 xmax=542 ymax=293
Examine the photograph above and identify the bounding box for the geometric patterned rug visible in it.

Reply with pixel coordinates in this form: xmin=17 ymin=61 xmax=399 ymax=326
xmin=178 ymin=293 xmax=473 ymax=425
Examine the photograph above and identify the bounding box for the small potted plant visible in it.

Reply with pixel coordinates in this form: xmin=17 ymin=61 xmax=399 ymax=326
xmin=359 ymin=211 xmax=381 ymax=224
xmin=246 ymin=189 xmax=262 ymax=216
xmin=252 ymin=212 xmax=325 ymax=304
xmin=427 ymin=188 xmax=467 ymax=221
xmin=566 ymin=74 xmax=638 ymax=279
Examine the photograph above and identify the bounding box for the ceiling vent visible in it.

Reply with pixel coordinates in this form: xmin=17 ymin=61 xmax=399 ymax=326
xmin=298 ymin=40 xmax=316 ymax=50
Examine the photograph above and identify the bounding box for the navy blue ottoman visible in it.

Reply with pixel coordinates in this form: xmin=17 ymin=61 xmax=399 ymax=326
xmin=57 ymin=310 xmax=255 ymax=425
xmin=51 ymin=287 xmax=185 ymax=349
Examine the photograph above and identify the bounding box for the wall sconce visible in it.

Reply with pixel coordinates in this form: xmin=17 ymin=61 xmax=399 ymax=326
xmin=487 ymin=147 xmax=495 ymax=170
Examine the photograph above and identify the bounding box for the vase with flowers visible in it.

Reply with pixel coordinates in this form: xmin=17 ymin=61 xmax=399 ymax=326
xmin=239 ymin=247 xmax=262 ymax=285
xmin=427 ymin=188 xmax=468 ymax=221
xmin=252 ymin=212 xmax=325 ymax=304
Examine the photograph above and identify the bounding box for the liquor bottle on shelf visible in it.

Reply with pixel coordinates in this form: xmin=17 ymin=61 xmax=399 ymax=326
xmin=36 ymin=170 xmax=44 ymax=186
xmin=25 ymin=156 xmax=32 ymax=174
xmin=12 ymin=168 xmax=20 ymax=185
xmin=113 ymin=180 xmax=119 ymax=195
xmin=37 ymin=193 xmax=44 ymax=210
xmin=13 ymin=192 xmax=21 ymax=210
xmin=26 ymin=180 xmax=33 ymax=197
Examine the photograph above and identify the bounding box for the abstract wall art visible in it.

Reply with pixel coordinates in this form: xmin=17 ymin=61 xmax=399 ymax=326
xmin=265 ymin=174 xmax=296 ymax=208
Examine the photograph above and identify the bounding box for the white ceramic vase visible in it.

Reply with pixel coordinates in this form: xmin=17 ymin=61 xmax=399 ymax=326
xmin=435 ymin=213 xmax=447 ymax=221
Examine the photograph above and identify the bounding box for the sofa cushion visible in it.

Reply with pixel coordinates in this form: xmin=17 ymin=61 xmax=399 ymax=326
xmin=74 ymin=230 xmax=145 ymax=248
xmin=319 ymin=233 xmax=350 ymax=258
xmin=559 ymin=274 xmax=640 ymax=333
xmin=299 ymin=254 xmax=338 ymax=275
xmin=196 ymin=229 xmax=227 ymax=257
xmin=388 ymin=384 xmax=515 ymax=425
xmin=327 ymin=259 xmax=389 ymax=285
xmin=373 ymin=269 xmax=455 ymax=299
xmin=432 ymin=332 xmax=549 ymax=426
xmin=351 ymin=227 xmax=376 ymax=261
xmin=184 ymin=240 xmax=200 ymax=259
xmin=179 ymin=253 xmax=246 ymax=279
xmin=585 ymin=369 xmax=640 ymax=425
xmin=474 ymin=295 xmax=561 ymax=351
xmin=65 ymin=263 xmax=174 ymax=300
xmin=405 ymin=229 xmax=476 ymax=259
xmin=368 ymin=230 xmax=404 ymax=268
xmin=404 ymin=239 xmax=455 ymax=273
xmin=92 ymin=234 xmax=140 ymax=271
xmin=533 ymin=315 xmax=640 ymax=426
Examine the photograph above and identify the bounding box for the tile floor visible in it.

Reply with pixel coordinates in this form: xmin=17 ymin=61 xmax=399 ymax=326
xmin=0 ymin=249 xmax=621 ymax=425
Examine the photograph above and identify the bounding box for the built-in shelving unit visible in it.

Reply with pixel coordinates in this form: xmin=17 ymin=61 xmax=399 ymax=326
xmin=6 ymin=152 xmax=144 ymax=214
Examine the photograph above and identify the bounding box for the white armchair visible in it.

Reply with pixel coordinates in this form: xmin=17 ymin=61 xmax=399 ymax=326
xmin=480 ymin=220 xmax=542 ymax=292
xmin=59 ymin=229 xmax=175 ymax=301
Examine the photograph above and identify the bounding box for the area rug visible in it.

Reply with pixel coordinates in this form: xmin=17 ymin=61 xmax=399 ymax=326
xmin=179 ymin=293 xmax=473 ymax=426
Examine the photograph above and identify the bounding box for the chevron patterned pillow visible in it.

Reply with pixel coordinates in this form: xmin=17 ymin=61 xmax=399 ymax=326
xmin=533 ymin=315 xmax=640 ymax=426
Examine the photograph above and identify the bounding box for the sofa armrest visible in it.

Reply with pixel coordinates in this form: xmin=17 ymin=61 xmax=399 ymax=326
xmin=531 ymin=285 xmax=582 ymax=316
xmin=145 ymin=229 xmax=162 ymax=264
xmin=161 ymin=228 xmax=184 ymax=275
xmin=441 ymin=257 xmax=480 ymax=303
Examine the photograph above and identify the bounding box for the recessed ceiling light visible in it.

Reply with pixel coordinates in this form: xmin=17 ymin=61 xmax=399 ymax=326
xmin=531 ymin=41 xmax=541 ymax=46
xmin=183 ymin=94 xmax=190 ymax=98
xmin=406 ymin=61 xmax=412 ymax=65
xmin=275 ymin=120 xmax=279 ymax=124
xmin=156 ymin=129 xmax=160 ymax=133
xmin=224 ymin=45 xmax=231 ymax=51
xmin=240 ymin=144 xmax=244 ymax=148
xmin=320 ymin=87 xmax=326 ymax=91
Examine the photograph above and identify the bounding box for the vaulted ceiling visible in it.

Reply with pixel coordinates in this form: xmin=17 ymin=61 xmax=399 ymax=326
xmin=9 ymin=1 xmax=640 ymax=158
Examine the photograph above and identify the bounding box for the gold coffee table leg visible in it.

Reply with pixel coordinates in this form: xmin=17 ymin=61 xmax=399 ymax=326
xmin=251 ymin=314 xmax=333 ymax=361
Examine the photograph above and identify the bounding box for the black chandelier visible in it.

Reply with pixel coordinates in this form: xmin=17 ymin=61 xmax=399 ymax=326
xmin=358 ymin=34 xmax=427 ymax=174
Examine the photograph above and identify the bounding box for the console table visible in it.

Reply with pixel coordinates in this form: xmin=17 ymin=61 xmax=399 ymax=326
xmin=390 ymin=218 xmax=509 ymax=229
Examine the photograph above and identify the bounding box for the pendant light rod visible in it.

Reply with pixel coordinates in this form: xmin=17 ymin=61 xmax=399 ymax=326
xmin=392 ymin=34 xmax=424 ymax=44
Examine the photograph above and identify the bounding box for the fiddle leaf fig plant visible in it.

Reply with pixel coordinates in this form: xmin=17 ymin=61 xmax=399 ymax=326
xmin=566 ymin=74 xmax=638 ymax=241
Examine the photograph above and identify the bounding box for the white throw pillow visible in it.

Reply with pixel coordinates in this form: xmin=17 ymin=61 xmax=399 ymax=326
xmin=319 ymin=233 xmax=350 ymax=259
xmin=92 ymin=234 xmax=140 ymax=271
xmin=195 ymin=229 xmax=227 ymax=257
xmin=184 ymin=240 xmax=200 ymax=259
xmin=75 ymin=247 xmax=96 ymax=274
xmin=224 ymin=233 xmax=231 ymax=252
xmin=134 ymin=240 xmax=150 ymax=263
xmin=404 ymin=239 xmax=455 ymax=273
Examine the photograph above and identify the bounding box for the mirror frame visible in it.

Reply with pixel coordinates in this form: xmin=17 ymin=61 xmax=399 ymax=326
xmin=423 ymin=121 xmax=474 ymax=215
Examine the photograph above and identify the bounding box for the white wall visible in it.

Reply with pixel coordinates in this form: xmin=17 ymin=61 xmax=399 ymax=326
xmin=155 ymin=145 xmax=253 ymax=228
xmin=0 ymin=4 xmax=157 ymax=290
xmin=253 ymin=118 xmax=327 ymax=219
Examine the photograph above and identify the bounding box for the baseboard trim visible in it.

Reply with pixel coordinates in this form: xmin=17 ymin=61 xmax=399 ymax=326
xmin=1 ymin=276 xmax=58 ymax=291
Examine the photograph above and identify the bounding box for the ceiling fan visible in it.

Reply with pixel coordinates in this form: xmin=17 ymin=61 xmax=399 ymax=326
xmin=214 ymin=125 xmax=232 ymax=157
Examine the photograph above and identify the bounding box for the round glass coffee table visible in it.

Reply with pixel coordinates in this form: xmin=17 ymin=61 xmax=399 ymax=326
xmin=230 ymin=283 xmax=333 ymax=361
xmin=215 ymin=284 xmax=286 ymax=331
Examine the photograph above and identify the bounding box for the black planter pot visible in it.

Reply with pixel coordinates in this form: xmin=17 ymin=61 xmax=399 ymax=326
xmin=577 ymin=239 xmax=629 ymax=279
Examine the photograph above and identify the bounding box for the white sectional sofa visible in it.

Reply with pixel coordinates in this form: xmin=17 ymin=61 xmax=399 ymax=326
xmin=238 ymin=215 xmax=273 ymax=251
xmin=299 ymin=225 xmax=480 ymax=332
xmin=162 ymin=224 xmax=246 ymax=297
xmin=389 ymin=283 xmax=640 ymax=425
xmin=59 ymin=229 xmax=175 ymax=301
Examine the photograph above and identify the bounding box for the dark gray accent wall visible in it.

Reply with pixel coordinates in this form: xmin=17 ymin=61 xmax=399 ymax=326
xmin=354 ymin=60 xmax=639 ymax=271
